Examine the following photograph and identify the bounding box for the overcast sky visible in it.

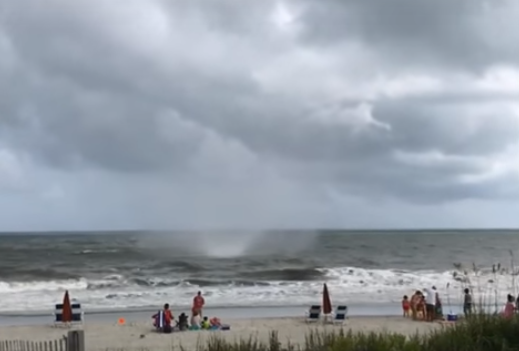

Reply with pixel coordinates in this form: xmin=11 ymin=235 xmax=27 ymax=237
xmin=0 ymin=0 xmax=518 ymax=231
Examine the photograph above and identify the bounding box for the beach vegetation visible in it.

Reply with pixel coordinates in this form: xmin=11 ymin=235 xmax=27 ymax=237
xmin=451 ymin=253 xmax=519 ymax=314
xmin=182 ymin=313 xmax=519 ymax=351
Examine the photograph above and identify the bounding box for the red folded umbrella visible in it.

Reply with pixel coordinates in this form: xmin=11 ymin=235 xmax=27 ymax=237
xmin=322 ymin=283 xmax=332 ymax=315
xmin=62 ymin=290 xmax=73 ymax=323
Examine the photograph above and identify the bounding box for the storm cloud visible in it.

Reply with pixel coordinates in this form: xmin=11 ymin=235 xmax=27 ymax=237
xmin=0 ymin=0 xmax=518 ymax=230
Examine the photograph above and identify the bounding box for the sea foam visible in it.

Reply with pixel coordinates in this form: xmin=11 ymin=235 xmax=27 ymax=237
xmin=0 ymin=266 xmax=512 ymax=313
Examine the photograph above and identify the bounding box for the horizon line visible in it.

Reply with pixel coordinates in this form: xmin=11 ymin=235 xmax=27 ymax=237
xmin=0 ymin=227 xmax=518 ymax=235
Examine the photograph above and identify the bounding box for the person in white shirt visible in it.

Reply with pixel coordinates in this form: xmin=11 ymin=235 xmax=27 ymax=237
xmin=423 ymin=286 xmax=437 ymax=322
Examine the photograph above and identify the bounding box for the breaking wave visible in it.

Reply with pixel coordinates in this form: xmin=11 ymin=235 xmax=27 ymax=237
xmin=0 ymin=266 xmax=512 ymax=313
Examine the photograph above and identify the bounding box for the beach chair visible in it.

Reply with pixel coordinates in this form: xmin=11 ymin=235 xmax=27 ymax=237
xmin=332 ymin=305 xmax=348 ymax=324
xmin=54 ymin=302 xmax=84 ymax=326
xmin=305 ymin=305 xmax=321 ymax=323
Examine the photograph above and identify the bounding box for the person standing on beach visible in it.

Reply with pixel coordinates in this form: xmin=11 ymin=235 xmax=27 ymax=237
xmin=410 ymin=291 xmax=421 ymax=320
xmin=434 ymin=289 xmax=443 ymax=319
xmin=424 ymin=286 xmax=436 ymax=322
xmin=402 ymin=295 xmax=410 ymax=317
xmin=503 ymin=294 xmax=515 ymax=318
xmin=192 ymin=291 xmax=205 ymax=316
xmin=463 ymin=288 xmax=473 ymax=316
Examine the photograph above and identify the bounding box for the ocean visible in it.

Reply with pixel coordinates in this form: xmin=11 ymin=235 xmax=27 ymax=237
xmin=1 ymin=230 xmax=518 ymax=315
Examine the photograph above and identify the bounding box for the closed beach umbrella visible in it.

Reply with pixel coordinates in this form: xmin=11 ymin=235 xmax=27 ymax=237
xmin=322 ymin=283 xmax=332 ymax=315
xmin=62 ymin=290 xmax=73 ymax=322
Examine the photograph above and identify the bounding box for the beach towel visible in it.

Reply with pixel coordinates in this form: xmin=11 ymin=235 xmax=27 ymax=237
xmin=188 ymin=324 xmax=230 ymax=331
xmin=155 ymin=310 xmax=164 ymax=329
xmin=154 ymin=310 xmax=171 ymax=333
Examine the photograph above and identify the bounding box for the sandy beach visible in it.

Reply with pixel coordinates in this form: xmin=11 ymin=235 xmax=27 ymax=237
xmin=0 ymin=316 xmax=446 ymax=351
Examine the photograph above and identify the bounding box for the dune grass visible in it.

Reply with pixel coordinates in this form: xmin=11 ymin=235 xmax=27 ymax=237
xmin=185 ymin=314 xmax=519 ymax=351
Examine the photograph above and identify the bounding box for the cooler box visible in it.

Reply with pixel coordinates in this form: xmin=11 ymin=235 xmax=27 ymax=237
xmin=447 ymin=314 xmax=458 ymax=322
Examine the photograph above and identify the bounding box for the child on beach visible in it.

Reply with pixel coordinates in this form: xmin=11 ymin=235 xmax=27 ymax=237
xmin=503 ymin=294 xmax=515 ymax=319
xmin=177 ymin=312 xmax=189 ymax=331
xmin=201 ymin=316 xmax=210 ymax=329
xmin=210 ymin=317 xmax=221 ymax=327
xmin=417 ymin=295 xmax=426 ymax=321
xmin=402 ymin=295 xmax=410 ymax=317
xmin=191 ymin=312 xmax=201 ymax=329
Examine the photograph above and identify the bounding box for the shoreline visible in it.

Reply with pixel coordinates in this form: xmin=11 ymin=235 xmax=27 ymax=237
xmin=0 ymin=301 xmax=466 ymax=317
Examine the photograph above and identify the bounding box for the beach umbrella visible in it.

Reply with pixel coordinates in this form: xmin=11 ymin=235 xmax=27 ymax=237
xmin=62 ymin=290 xmax=73 ymax=323
xmin=322 ymin=283 xmax=332 ymax=315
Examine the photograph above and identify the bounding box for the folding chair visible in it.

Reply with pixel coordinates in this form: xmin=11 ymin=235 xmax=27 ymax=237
xmin=305 ymin=305 xmax=321 ymax=323
xmin=54 ymin=302 xmax=84 ymax=326
xmin=332 ymin=305 xmax=348 ymax=324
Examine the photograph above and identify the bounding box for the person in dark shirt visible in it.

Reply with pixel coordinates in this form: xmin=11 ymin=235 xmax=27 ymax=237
xmin=463 ymin=288 xmax=473 ymax=316
xmin=178 ymin=312 xmax=188 ymax=331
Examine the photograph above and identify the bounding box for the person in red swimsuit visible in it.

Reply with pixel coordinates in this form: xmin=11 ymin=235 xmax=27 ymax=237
xmin=192 ymin=291 xmax=205 ymax=317
xmin=402 ymin=295 xmax=410 ymax=317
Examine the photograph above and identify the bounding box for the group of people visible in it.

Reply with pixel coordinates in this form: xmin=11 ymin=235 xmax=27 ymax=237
xmin=152 ymin=291 xmax=221 ymax=333
xmin=402 ymin=286 xmax=443 ymax=322
xmin=402 ymin=286 xmax=519 ymax=321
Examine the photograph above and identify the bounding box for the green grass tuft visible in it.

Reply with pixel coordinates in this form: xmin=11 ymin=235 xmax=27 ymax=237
xmin=188 ymin=314 xmax=519 ymax=351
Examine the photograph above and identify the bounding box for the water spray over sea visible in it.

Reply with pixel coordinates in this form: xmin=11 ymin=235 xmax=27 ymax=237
xmin=136 ymin=230 xmax=320 ymax=257
xmin=0 ymin=230 xmax=518 ymax=314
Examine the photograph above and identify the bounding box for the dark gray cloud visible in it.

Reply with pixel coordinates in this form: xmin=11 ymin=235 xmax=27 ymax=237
xmin=296 ymin=0 xmax=519 ymax=72
xmin=0 ymin=0 xmax=517 ymax=230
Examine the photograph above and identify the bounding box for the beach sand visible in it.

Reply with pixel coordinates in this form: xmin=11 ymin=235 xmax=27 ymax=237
xmin=0 ymin=316 xmax=447 ymax=351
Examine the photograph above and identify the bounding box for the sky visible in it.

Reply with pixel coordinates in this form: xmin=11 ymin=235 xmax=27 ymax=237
xmin=0 ymin=0 xmax=518 ymax=231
